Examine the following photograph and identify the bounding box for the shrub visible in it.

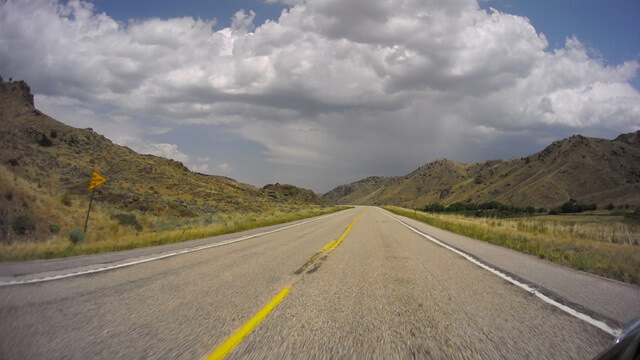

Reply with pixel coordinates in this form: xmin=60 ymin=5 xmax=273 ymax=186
xmin=12 ymin=215 xmax=36 ymax=235
xmin=69 ymin=228 xmax=84 ymax=244
xmin=626 ymin=209 xmax=640 ymax=221
xmin=37 ymin=134 xmax=53 ymax=147
xmin=201 ymin=214 xmax=214 ymax=225
xmin=559 ymin=199 xmax=597 ymax=213
xmin=423 ymin=203 xmax=445 ymax=212
xmin=49 ymin=224 xmax=61 ymax=234
xmin=479 ymin=201 xmax=504 ymax=210
xmin=4 ymin=191 xmax=12 ymax=201
xmin=168 ymin=202 xmax=197 ymax=217
xmin=110 ymin=213 xmax=143 ymax=231
xmin=61 ymin=192 xmax=72 ymax=207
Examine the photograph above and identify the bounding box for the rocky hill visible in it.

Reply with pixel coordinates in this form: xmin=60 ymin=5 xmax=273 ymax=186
xmin=263 ymin=183 xmax=327 ymax=206
xmin=0 ymin=76 xmax=326 ymax=242
xmin=323 ymin=131 xmax=640 ymax=209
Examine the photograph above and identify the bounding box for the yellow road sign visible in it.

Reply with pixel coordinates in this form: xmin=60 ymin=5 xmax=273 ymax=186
xmin=89 ymin=171 xmax=107 ymax=190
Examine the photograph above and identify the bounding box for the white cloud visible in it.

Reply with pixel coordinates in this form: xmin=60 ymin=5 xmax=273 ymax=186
xmin=135 ymin=143 xmax=190 ymax=163
xmin=148 ymin=126 xmax=172 ymax=135
xmin=191 ymin=163 xmax=210 ymax=173
xmin=2 ymin=0 xmax=639 ymax=192
xmin=216 ymin=163 xmax=233 ymax=174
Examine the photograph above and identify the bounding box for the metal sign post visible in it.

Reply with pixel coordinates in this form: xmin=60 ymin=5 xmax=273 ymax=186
xmin=84 ymin=171 xmax=107 ymax=238
xmin=84 ymin=188 xmax=96 ymax=235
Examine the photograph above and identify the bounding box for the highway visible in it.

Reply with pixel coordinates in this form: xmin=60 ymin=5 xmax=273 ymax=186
xmin=1 ymin=206 xmax=639 ymax=359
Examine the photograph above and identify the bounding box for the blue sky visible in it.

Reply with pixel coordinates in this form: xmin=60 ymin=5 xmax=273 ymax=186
xmin=2 ymin=0 xmax=639 ymax=192
xmin=483 ymin=0 xmax=640 ymax=88
xmin=90 ymin=0 xmax=286 ymax=28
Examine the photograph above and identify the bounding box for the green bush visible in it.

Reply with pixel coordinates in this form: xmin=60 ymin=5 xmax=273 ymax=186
xmin=422 ymin=203 xmax=446 ymax=212
xmin=559 ymin=199 xmax=597 ymax=213
xmin=69 ymin=229 xmax=84 ymax=244
xmin=49 ymin=224 xmax=61 ymax=234
xmin=110 ymin=213 xmax=143 ymax=231
xmin=13 ymin=215 xmax=36 ymax=235
xmin=423 ymin=200 xmax=542 ymax=218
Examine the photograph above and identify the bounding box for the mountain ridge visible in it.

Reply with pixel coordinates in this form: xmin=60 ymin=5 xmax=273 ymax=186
xmin=323 ymin=131 xmax=640 ymax=208
xmin=0 ymin=75 xmax=327 ymax=242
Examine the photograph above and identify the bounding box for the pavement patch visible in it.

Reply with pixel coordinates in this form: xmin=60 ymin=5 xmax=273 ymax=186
xmin=204 ymin=210 xmax=365 ymax=359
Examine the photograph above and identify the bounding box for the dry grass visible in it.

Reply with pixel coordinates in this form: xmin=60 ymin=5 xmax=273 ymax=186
xmin=383 ymin=206 xmax=640 ymax=285
xmin=1 ymin=162 xmax=346 ymax=261
xmin=0 ymin=206 xmax=346 ymax=261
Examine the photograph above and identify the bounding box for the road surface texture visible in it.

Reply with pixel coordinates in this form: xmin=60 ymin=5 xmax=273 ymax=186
xmin=1 ymin=206 xmax=638 ymax=359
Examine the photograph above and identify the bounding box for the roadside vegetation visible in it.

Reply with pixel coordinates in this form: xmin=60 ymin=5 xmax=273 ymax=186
xmin=420 ymin=199 xmax=600 ymax=217
xmin=0 ymin=205 xmax=346 ymax=261
xmin=0 ymin=162 xmax=347 ymax=260
xmin=383 ymin=205 xmax=640 ymax=285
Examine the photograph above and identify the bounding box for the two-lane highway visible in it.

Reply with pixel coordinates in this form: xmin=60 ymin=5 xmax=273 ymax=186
xmin=1 ymin=206 xmax=637 ymax=359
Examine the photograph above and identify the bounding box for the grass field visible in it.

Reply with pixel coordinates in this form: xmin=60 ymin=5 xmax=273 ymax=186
xmin=0 ymin=206 xmax=347 ymax=261
xmin=383 ymin=205 xmax=640 ymax=285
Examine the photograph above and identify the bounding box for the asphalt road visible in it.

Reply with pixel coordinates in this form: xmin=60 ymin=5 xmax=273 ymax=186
xmin=1 ymin=206 xmax=638 ymax=359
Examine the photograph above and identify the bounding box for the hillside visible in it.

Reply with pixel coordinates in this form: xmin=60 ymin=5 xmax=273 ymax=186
xmin=323 ymin=132 xmax=640 ymax=208
xmin=0 ymin=76 xmax=327 ymax=243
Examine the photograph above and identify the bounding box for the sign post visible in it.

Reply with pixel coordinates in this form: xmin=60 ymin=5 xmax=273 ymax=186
xmin=84 ymin=171 xmax=107 ymax=236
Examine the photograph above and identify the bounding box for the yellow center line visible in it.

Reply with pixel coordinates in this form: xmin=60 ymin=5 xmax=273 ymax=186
xmin=205 ymin=286 xmax=291 ymax=360
xmin=204 ymin=209 xmax=366 ymax=359
xmin=328 ymin=210 xmax=365 ymax=251
xmin=321 ymin=240 xmax=336 ymax=250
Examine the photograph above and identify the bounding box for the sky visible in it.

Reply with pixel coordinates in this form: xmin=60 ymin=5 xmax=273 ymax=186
xmin=0 ymin=0 xmax=639 ymax=193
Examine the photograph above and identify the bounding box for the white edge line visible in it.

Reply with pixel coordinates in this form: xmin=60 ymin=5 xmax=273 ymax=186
xmin=0 ymin=211 xmax=342 ymax=287
xmin=379 ymin=208 xmax=622 ymax=337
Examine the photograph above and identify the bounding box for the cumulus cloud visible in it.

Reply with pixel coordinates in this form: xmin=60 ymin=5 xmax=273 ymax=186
xmin=135 ymin=143 xmax=190 ymax=163
xmin=216 ymin=163 xmax=233 ymax=174
xmin=1 ymin=0 xmax=638 ymax=192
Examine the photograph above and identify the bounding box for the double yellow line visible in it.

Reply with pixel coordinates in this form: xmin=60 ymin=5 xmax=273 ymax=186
xmin=205 ymin=210 xmax=365 ymax=360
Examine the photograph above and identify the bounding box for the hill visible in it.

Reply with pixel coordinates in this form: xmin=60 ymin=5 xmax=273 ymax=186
xmin=0 ymin=75 xmax=327 ymax=244
xmin=323 ymin=132 xmax=640 ymax=209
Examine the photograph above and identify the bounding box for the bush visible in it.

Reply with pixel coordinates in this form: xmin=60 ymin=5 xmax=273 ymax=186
xmin=69 ymin=229 xmax=84 ymax=244
xmin=49 ymin=224 xmax=61 ymax=234
xmin=168 ymin=202 xmax=196 ymax=217
xmin=12 ymin=215 xmax=36 ymax=235
xmin=559 ymin=199 xmax=597 ymax=214
xmin=4 ymin=191 xmax=12 ymax=201
xmin=423 ymin=200 xmax=538 ymax=218
xmin=479 ymin=201 xmax=504 ymax=210
xmin=626 ymin=209 xmax=640 ymax=221
xmin=110 ymin=213 xmax=143 ymax=231
xmin=37 ymin=134 xmax=53 ymax=147
xmin=201 ymin=214 xmax=214 ymax=225
xmin=61 ymin=192 xmax=72 ymax=207
xmin=423 ymin=203 xmax=445 ymax=212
